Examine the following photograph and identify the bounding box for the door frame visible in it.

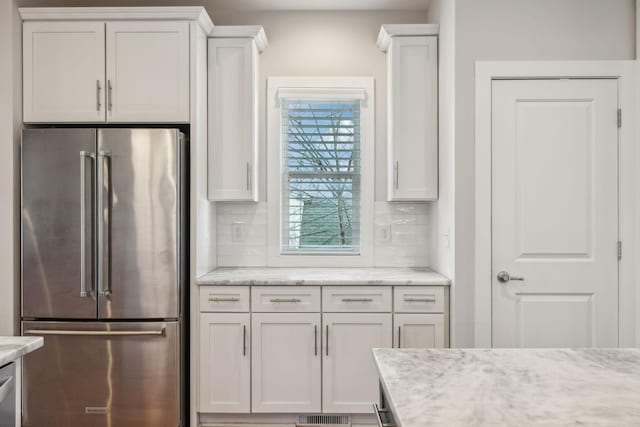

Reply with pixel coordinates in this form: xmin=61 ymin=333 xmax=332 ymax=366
xmin=474 ymin=61 xmax=637 ymax=347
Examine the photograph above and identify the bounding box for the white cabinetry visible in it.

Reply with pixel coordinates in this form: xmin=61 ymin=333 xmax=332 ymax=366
xmin=106 ymin=21 xmax=189 ymax=122
xmin=378 ymin=25 xmax=439 ymax=201
xmin=322 ymin=313 xmax=392 ymax=413
xmin=208 ymin=26 xmax=268 ymax=201
xmin=23 ymin=21 xmax=105 ymax=123
xmin=252 ymin=313 xmax=321 ymax=413
xmin=199 ymin=313 xmax=250 ymax=413
xmin=197 ymin=283 xmax=448 ymax=419
xmin=394 ymin=314 xmax=444 ymax=348
xmin=22 ymin=14 xmax=191 ymax=123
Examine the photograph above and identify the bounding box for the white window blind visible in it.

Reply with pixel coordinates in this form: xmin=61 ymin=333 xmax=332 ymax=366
xmin=281 ymin=98 xmax=361 ymax=254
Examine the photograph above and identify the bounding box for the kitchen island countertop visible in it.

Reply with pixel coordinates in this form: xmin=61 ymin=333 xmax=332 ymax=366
xmin=0 ymin=336 xmax=43 ymax=367
xmin=373 ymin=348 xmax=640 ymax=427
xmin=196 ymin=267 xmax=450 ymax=286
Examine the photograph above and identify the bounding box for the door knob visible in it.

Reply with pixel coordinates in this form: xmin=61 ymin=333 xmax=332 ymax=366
xmin=497 ymin=270 xmax=525 ymax=283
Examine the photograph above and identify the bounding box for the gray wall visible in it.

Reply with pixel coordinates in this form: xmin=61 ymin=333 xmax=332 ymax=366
xmin=0 ymin=0 xmax=22 ymax=335
xmin=453 ymin=0 xmax=636 ymax=346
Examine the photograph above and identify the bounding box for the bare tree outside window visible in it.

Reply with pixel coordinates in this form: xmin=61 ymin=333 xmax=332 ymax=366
xmin=282 ymin=99 xmax=361 ymax=253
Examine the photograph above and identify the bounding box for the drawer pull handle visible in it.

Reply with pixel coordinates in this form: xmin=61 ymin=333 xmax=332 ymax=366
xmin=404 ymin=297 xmax=436 ymax=303
xmin=209 ymin=297 xmax=240 ymax=302
xmin=270 ymin=298 xmax=301 ymax=303
xmin=374 ymin=403 xmax=394 ymax=427
xmin=342 ymin=298 xmax=373 ymax=303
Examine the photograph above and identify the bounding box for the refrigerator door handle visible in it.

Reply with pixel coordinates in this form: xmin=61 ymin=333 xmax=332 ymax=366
xmin=24 ymin=328 xmax=166 ymax=337
xmin=97 ymin=150 xmax=111 ymax=297
xmin=79 ymin=151 xmax=95 ymax=298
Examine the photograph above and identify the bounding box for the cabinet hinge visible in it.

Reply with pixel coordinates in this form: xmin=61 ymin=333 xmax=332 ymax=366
xmin=618 ymin=241 xmax=622 ymax=260
xmin=617 ymin=109 xmax=622 ymax=128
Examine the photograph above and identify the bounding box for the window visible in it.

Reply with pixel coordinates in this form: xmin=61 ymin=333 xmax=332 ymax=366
xmin=282 ymin=98 xmax=361 ymax=254
xmin=267 ymin=77 xmax=374 ymax=266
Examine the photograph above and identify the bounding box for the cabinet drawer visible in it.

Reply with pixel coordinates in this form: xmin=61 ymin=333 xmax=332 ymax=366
xmin=199 ymin=286 xmax=249 ymax=312
xmin=251 ymin=286 xmax=320 ymax=312
xmin=323 ymin=287 xmax=392 ymax=312
xmin=394 ymin=286 xmax=444 ymax=313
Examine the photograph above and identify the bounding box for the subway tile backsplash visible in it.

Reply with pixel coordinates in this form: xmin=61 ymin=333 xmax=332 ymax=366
xmin=217 ymin=201 xmax=430 ymax=267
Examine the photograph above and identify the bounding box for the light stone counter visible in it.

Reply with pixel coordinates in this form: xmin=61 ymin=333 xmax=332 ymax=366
xmin=196 ymin=267 xmax=450 ymax=286
xmin=0 ymin=336 xmax=43 ymax=367
xmin=373 ymin=348 xmax=640 ymax=427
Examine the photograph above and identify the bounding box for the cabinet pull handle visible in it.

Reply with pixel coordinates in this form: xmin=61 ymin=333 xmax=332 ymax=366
xmin=96 ymin=80 xmax=101 ymax=111
xmin=325 ymin=325 xmax=329 ymax=356
xmin=107 ymin=80 xmax=113 ymax=112
xmin=394 ymin=161 xmax=399 ymax=189
xmin=270 ymin=298 xmax=301 ymax=303
xmin=208 ymin=297 xmax=240 ymax=302
xmin=246 ymin=162 xmax=251 ymax=191
xmin=314 ymin=324 xmax=318 ymax=356
xmin=398 ymin=326 xmax=402 ymax=348
xmin=243 ymin=324 xmax=247 ymax=356
xmin=341 ymin=298 xmax=373 ymax=303
xmin=404 ymin=297 xmax=437 ymax=303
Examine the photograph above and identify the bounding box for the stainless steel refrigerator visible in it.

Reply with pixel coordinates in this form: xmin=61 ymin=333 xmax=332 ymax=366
xmin=21 ymin=128 xmax=186 ymax=427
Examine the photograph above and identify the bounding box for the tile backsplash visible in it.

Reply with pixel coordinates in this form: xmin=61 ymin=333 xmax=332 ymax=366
xmin=217 ymin=201 xmax=430 ymax=267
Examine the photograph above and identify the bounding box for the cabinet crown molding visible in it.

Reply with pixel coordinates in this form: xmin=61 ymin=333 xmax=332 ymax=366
xmin=377 ymin=24 xmax=439 ymax=52
xmin=18 ymin=6 xmax=214 ymax=34
xmin=210 ymin=25 xmax=269 ymax=53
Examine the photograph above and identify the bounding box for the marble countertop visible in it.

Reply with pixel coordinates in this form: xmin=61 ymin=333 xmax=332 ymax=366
xmin=373 ymin=348 xmax=640 ymax=427
xmin=196 ymin=267 xmax=450 ymax=286
xmin=0 ymin=336 xmax=43 ymax=367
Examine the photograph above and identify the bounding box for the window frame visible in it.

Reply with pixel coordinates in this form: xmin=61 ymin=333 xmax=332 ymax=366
xmin=267 ymin=77 xmax=375 ymax=267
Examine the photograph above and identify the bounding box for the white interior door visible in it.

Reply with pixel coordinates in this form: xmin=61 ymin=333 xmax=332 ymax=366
xmin=492 ymin=79 xmax=619 ymax=348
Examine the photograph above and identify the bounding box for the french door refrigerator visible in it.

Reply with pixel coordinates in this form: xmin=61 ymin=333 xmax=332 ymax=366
xmin=21 ymin=128 xmax=186 ymax=427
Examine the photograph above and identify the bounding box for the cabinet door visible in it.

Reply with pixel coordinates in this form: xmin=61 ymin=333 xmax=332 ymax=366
xmin=252 ymin=313 xmax=321 ymax=413
xmin=105 ymin=21 xmax=189 ymax=123
xmin=23 ymin=21 xmax=106 ymax=123
xmin=199 ymin=313 xmax=250 ymax=413
xmin=394 ymin=314 xmax=444 ymax=348
xmin=322 ymin=313 xmax=392 ymax=413
xmin=387 ymin=36 xmax=438 ymax=201
xmin=208 ymin=38 xmax=259 ymax=201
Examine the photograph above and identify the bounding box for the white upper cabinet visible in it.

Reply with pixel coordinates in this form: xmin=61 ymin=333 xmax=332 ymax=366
xmin=207 ymin=26 xmax=268 ymax=202
xmin=21 ymin=8 xmax=201 ymax=123
xmin=23 ymin=21 xmax=106 ymax=123
xmin=106 ymin=21 xmax=190 ymax=123
xmin=378 ymin=25 xmax=439 ymax=201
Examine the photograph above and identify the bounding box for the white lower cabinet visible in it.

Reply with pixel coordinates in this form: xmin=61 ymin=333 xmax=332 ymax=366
xmin=252 ymin=313 xmax=322 ymax=413
xmin=394 ymin=313 xmax=444 ymax=348
xmin=322 ymin=313 xmax=393 ymax=413
xmin=198 ymin=285 xmax=448 ymax=419
xmin=199 ymin=313 xmax=250 ymax=413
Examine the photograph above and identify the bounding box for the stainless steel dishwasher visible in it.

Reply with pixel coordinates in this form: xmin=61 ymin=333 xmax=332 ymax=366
xmin=0 ymin=363 xmax=16 ymax=427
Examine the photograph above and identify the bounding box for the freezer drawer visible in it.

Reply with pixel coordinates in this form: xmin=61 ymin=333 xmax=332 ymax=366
xmin=22 ymin=321 xmax=180 ymax=427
